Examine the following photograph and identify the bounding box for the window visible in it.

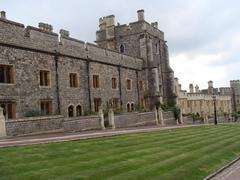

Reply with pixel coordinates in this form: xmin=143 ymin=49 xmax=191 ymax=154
xmin=94 ymin=98 xmax=102 ymax=112
xmin=127 ymin=79 xmax=132 ymax=90
xmin=112 ymin=78 xmax=117 ymax=89
xmin=127 ymin=103 xmax=131 ymax=112
xmin=40 ymin=101 xmax=52 ymax=116
xmin=0 ymin=102 xmax=16 ymax=119
xmin=112 ymin=98 xmax=119 ymax=109
xmin=120 ymin=44 xmax=125 ymax=53
xmin=156 ymin=43 xmax=159 ymax=54
xmin=139 ymin=81 xmax=144 ymax=91
xmin=93 ymin=75 xmax=100 ymax=88
xmin=141 ymin=98 xmax=146 ymax=109
xmin=40 ymin=70 xmax=50 ymax=87
xmin=76 ymin=105 xmax=82 ymax=116
xmin=68 ymin=105 xmax=74 ymax=117
xmin=0 ymin=64 xmax=14 ymax=84
xmin=131 ymin=103 xmax=135 ymax=111
xmin=69 ymin=73 xmax=78 ymax=88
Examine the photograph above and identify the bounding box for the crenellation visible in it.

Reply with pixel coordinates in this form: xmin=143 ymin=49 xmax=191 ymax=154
xmin=0 ymin=11 xmax=6 ymax=19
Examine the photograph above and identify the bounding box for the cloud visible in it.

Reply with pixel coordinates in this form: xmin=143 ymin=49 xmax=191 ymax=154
xmin=2 ymin=0 xmax=240 ymax=91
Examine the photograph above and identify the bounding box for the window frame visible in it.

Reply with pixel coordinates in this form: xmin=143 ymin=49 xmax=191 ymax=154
xmin=40 ymin=100 xmax=53 ymax=116
xmin=39 ymin=70 xmax=51 ymax=87
xmin=69 ymin=73 xmax=79 ymax=88
xmin=0 ymin=64 xmax=14 ymax=84
xmin=126 ymin=79 xmax=132 ymax=91
xmin=92 ymin=75 xmax=100 ymax=89
xmin=111 ymin=77 xmax=118 ymax=90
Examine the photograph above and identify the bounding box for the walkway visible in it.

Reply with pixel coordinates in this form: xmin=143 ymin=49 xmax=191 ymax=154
xmin=207 ymin=158 xmax=240 ymax=180
xmin=0 ymin=124 xmax=204 ymax=148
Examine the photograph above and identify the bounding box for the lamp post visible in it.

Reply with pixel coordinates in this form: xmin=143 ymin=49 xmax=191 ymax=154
xmin=213 ymin=96 xmax=218 ymax=125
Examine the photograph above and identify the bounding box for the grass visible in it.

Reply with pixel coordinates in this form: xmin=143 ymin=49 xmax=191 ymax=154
xmin=1 ymin=125 xmax=240 ymax=180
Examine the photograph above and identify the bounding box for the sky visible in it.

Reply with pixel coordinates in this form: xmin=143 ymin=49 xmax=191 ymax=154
xmin=2 ymin=0 xmax=240 ymax=90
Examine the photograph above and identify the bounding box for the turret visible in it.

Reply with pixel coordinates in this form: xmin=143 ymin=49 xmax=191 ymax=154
xmin=0 ymin=11 xmax=6 ymax=19
xmin=189 ymin=84 xmax=194 ymax=93
xmin=137 ymin=9 xmax=145 ymax=21
xmin=208 ymin=80 xmax=214 ymax=95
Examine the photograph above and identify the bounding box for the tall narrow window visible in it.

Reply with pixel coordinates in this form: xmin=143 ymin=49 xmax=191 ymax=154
xmin=112 ymin=77 xmax=117 ymax=89
xmin=120 ymin=44 xmax=125 ymax=53
xmin=69 ymin=73 xmax=78 ymax=88
xmin=139 ymin=81 xmax=144 ymax=91
xmin=68 ymin=105 xmax=74 ymax=117
xmin=0 ymin=65 xmax=14 ymax=84
xmin=40 ymin=70 xmax=50 ymax=87
xmin=40 ymin=101 xmax=52 ymax=116
xmin=127 ymin=79 xmax=132 ymax=90
xmin=94 ymin=98 xmax=102 ymax=112
xmin=76 ymin=105 xmax=82 ymax=116
xmin=127 ymin=103 xmax=131 ymax=112
xmin=131 ymin=103 xmax=135 ymax=111
xmin=156 ymin=43 xmax=159 ymax=54
xmin=112 ymin=98 xmax=119 ymax=109
xmin=0 ymin=102 xmax=16 ymax=119
xmin=93 ymin=75 xmax=100 ymax=88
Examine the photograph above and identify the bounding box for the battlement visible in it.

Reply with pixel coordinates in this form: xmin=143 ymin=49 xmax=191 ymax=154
xmin=0 ymin=11 xmax=143 ymax=70
xmin=96 ymin=10 xmax=165 ymax=43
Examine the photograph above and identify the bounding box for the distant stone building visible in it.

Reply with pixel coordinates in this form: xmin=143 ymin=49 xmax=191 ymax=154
xmin=230 ymin=80 xmax=240 ymax=112
xmin=174 ymin=80 xmax=232 ymax=117
xmin=0 ymin=10 xmax=176 ymax=120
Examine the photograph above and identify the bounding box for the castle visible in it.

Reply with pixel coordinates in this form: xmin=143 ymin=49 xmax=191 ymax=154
xmin=0 ymin=10 xmax=176 ymax=120
xmin=175 ymin=79 xmax=233 ymax=119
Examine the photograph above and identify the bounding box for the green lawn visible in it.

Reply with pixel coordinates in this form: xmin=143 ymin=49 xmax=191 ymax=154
xmin=1 ymin=125 xmax=240 ymax=180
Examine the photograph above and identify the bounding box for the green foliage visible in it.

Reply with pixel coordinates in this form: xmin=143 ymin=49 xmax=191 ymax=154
xmin=187 ymin=113 xmax=204 ymax=122
xmin=172 ymin=106 xmax=181 ymax=120
xmin=83 ymin=111 xmax=98 ymax=116
xmin=25 ymin=110 xmax=41 ymax=117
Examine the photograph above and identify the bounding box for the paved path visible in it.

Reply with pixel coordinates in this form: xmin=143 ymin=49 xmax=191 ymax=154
xmin=208 ymin=158 xmax=240 ymax=180
xmin=0 ymin=124 xmax=204 ymax=148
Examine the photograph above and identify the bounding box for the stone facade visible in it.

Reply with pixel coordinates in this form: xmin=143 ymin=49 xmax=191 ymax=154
xmin=230 ymin=80 xmax=240 ymax=112
xmin=175 ymin=80 xmax=232 ymax=117
xmin=0 ymin=10 xmax=176 ymax=121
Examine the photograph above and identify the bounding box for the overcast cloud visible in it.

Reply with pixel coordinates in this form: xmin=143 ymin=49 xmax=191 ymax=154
xmin=2 ymin=0 xmax=239 ymax=90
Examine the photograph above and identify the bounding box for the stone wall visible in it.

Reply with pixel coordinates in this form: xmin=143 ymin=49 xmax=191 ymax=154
xmin=162 ymin=111 xmax=176 ymax=125
xmin=114 ymin=111 xmax=156 ymax=128
xmin=63 ymin=116 xmax=101 ymax=132
xmin=5 ymin=116 xmax=64 ymax=136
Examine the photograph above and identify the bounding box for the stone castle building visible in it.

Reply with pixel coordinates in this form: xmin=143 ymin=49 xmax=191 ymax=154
xmin=174 ymin=79 xmax=232 ymax=117
xmin=230 ymin=80 xmax=240 ymax=112
xmin=0 ymin=10 xmax=176 ymax=120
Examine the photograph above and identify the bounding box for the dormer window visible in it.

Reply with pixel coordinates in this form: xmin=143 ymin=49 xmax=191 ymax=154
xmin=119 ymin=44 xmax=125 ymax=54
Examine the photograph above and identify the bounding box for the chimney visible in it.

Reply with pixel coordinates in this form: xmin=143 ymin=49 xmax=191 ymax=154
xmin=38 ymin=22 xmax=53 ymax=32
xmin=137 ymin=9 xmax=145 ymax=21
xmin=195 ymin=85 xmax=200 ymax=93
xmin=151 ymin=22 xmax=158 ymax=29
xmin=60 ymin=29 xmax=69 ymax=38
xmin=0 ymin=11 xmax=6 ymax=19
xmin=189 ymin=84 xmax=194 ymax=93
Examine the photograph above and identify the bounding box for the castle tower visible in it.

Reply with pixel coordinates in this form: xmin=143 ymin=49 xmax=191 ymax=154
xmin=195 ymin=85 xmax=200 ymax=93
xmin=208 ymin=81 xmax=214 ymax=95
xmin=96 ymin=10 xmax=176 ymax=109
xmin=189 ymin=84 xmax=194 ymax=93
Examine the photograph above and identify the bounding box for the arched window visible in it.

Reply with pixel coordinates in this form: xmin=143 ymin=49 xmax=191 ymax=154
xmin=76 ymin=105 xmax=82 ymax=116
xmin=127 ymin=103 xmax=131 ymax=112
xmin=131 ymin=103 xmax=135 ymax=112
xmin=68 ymin=105 xmax=74 ymax=117
xmin=120 ymin=44 xmax=125 ymax=54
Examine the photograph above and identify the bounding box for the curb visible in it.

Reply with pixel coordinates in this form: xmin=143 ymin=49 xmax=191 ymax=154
xmin=204 ymin=156 xmax=240 ymax=180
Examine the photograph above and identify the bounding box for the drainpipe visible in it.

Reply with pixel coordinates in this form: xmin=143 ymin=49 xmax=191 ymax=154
xmin=87 ymin=60 xmax=92 ymax=112
xmin=54 ymin=50 xmax=61 ymax=115
xmin=118 ymin=65 xmax=123 ymax=109
xmin=136 ymin=70 xmax=140 ymax=107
